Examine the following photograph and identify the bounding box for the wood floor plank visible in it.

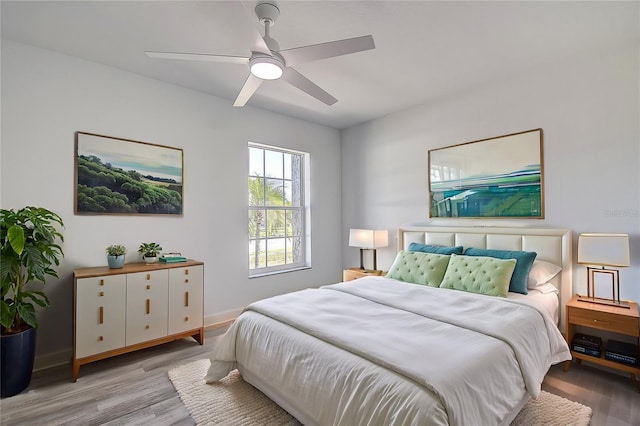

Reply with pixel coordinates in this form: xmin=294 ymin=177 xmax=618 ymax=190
xmin=1 ymin=329 xmax=638 ymax=425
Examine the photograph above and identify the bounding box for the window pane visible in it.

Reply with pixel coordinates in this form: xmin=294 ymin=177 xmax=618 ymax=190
xmin=249 ymin=147 xmax=264 ymax=177
xmin=265 ymin=178 xmax=284 ymax=206
xmin=267 ymin=209 xmax=285 ymax=237
xmin=284 ymin=153 xmax=292 ymax=180
xmin=283 ymin=181 xmax=292 ymax=206
xmin=248 ymin=209 xmax=262 ymax=239
xmin=248 ymin=177 xmax=265 ymax=206
xmin=285 ymin=210 xmax=293 ymax=236
xmin=249 ymin=239 xmax=266 ymax=269
xmin=265 ymin=150 xmax=283 ymax=178
xmin=267 ymin=238 xmax=286 ymax=266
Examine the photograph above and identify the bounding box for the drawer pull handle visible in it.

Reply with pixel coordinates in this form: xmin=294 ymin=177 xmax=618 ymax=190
xmin=98 ymin=336 xmax=103 ymax=341
xmin=185 ymin=269 xmax=189 ymax=275
xmin=99 ymin=306 xmax=104 ymax=324
xmin=100 ymin=279 xmax=104 ymax=286
xmin=146 ymin=285 xmax=151 ymax=290
xmin=147 ymin=274 xmax=151 ymax=280
xmin=146 ymin=299 xmax=150 ymax=314
xmin=185 ymin=291 xmax=189 ymax=307
xmin=99 ymin=291 xmax=104 ymax=297
xmin=145 ymin=325 xmax=149 ymax=330
xmin=185 ymin=279 xmax=189 ymax=283
xmin=185 ymin=316 xmax=189 ymax=322
xmin=593 ymin=319 xmax=609 ymax=325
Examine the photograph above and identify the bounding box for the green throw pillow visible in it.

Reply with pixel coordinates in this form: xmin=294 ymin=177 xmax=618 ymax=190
xmin=463 ymin=248 xmax=536 ymax=295
xmin=385 ymin=250 xmax=451 ymax=287
xmin=439 ymin=254 xmax=516 ymax=298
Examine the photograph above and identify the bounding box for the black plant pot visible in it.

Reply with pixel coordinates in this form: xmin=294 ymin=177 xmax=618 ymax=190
xmin=1 ymin=327 xmax=36 ymax=398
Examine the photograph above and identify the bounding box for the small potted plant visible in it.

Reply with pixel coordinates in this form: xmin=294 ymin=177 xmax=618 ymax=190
xmin=105 ymin=244 xmax=127 ymax=269
xmin=138 ymin=242 xmax=162 ymax=264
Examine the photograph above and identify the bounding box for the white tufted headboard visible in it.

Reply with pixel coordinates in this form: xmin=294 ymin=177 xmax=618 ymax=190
xmin=398 ymin=225 xmax=572 ymax=331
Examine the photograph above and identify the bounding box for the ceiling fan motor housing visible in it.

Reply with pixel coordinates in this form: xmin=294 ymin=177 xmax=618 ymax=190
xmin=255 ymin=3 xmax=280 ymax=26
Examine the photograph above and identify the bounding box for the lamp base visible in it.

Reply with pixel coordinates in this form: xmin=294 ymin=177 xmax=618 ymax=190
xmin=576 ymin=295 xmax=631 ymax=309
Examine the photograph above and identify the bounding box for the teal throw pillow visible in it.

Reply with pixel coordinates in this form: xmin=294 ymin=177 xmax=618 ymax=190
xmin=463 ymin=248 xmax=537 ymax=295
xmin=385 ymin=250 xmax=451 ymax=287
xmin=440 ymin=254 xmax=516 ymax=298
xmin=408 ymin=242 xmax=463 ymax=255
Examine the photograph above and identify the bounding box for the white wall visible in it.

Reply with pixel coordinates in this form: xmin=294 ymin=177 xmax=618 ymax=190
xmin=341 ymin=41 xmax=640 ymax=304
xmin=1 ymin=40 xmax=343 ymax=364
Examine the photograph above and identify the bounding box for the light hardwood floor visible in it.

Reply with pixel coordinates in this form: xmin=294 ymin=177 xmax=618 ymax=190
xmin=1 ymin=328 xmax=639 ymax=425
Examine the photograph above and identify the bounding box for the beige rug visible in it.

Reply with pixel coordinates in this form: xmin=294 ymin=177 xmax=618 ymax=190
xmin=169 ymin=359 xmax=592 ymax=426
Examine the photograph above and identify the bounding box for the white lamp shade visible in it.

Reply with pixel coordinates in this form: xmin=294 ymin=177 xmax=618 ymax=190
xmin=577 ymin=233 xmax=630 ymax=267
xmin=349 ymin=229 xmax=389 ymax=249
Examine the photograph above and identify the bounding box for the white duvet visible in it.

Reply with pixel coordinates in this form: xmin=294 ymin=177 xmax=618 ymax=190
xmin=206 ymin=277 xmax=571 ymax=426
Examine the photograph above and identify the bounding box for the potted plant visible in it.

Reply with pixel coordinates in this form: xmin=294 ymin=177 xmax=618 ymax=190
xmin=138 ymin=242 xmax=162 ymax=264
xmin=0 ymin=206 xmax=64 ymax=397
xmin=105 ymin=244 xmax=127 ymax=269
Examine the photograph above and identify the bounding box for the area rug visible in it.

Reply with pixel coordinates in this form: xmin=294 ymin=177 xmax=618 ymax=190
xmin=168 ymin=359 xmax=592 ymax=426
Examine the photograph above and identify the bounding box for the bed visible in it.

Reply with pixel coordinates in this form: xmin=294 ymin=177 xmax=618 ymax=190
xmin=206 ymin=226 xmax=573 ymax=425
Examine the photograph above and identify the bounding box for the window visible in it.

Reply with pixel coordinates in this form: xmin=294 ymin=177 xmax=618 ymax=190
xmin=248 ymin=143 xmax=309 ymax=275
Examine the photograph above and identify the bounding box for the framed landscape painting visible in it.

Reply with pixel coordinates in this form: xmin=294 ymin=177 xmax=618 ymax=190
xmin=75 ymin=132 xmax=183 ymax=216
xmin=428 ymin=129 xmax=543 ymax=218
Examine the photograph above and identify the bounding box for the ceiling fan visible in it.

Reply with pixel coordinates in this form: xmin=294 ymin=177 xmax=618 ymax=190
xmin=145 ymin=2 xmax=375 ymax=107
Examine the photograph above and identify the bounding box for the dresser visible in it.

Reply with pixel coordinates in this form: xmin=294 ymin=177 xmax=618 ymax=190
xmin=73 ymin=260 xmax=204 ymax=381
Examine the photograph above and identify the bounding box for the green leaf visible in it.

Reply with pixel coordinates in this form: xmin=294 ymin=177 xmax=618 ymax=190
xmin=7 ymin=225 xmax=25 ymax=255
xmin=16 ymin=303 xmax=37 ymax=329
xmin=0 ymin=300 xmax=16 ymax=329
xmin=23 ymin=291 xmax=50 ymax=308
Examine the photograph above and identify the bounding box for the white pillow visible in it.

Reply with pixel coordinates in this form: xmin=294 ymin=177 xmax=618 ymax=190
xmin=534 ymin=282 xmax=559 ymax=294
xmin=527 ymin=260 xmax=562 ymax=289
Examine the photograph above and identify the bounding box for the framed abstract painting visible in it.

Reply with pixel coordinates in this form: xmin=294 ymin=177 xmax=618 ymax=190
xmin=428 ymin=129 xmax=543 ymax=218
xmin=75 ymin=132 xmax=184 ymax=216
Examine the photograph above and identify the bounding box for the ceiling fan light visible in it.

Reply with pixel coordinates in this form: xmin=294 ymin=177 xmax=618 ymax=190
xmin=250 ymin=57 xmax=283 ymax=80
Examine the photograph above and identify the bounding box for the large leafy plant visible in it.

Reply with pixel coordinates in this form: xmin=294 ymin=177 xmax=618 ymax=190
xmin=0 ymin=207 xmax=64 ymax=334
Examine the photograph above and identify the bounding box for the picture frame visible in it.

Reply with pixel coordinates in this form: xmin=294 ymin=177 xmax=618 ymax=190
xmin=75 ymin=132 xmax=184 ymax=216
xmin=428 ymin=128 xmax=543 ymax=218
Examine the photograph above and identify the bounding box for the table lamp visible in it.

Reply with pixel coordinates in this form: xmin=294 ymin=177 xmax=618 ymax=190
xmin=577 ymin=233 xmax=630 ymax=308
xmin=349 ymin=229 xmax=388 ymax=271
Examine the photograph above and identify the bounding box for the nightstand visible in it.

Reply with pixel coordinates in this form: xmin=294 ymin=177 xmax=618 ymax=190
xmin=343 ymin=267 xmax=385 ymax=282
xmin=564 ymin=295 xmax=640 ymax=388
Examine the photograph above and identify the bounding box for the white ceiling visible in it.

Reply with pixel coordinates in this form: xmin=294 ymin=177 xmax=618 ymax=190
xmin=2 ymin=1 xmax=638 ymax=129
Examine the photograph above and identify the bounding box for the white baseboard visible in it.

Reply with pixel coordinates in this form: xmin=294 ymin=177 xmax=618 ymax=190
xmin=205 ymin=308 xmax=242 ymax=328
xmin=34 ymin=349 xmax=73 ymax=371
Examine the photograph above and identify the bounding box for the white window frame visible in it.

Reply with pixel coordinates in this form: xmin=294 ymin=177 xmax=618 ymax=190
xmin=248 ymin=142 xmax=310 ymax=277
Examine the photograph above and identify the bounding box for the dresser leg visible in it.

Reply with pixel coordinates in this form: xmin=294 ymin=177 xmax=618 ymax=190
xmin=72 ymin=361 xmax=80 ymax=382
xmin=193 ymin=328 xmax=204 ymax=345
xmin=563 ymin=360 xmax=572 ymax=372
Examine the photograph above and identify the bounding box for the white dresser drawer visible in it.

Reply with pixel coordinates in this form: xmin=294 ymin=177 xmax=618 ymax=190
xmin=125 ymin=270 xmax=169 ymax=346
xmin=168 ymin=265 xmax=204 ymax=335
xmin=75 ymin=275 xmax=126 ymax=358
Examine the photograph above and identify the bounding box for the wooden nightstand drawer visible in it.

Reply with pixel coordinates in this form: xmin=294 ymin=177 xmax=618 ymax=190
xmin=569 ymin=305 xmax=639 ymax=336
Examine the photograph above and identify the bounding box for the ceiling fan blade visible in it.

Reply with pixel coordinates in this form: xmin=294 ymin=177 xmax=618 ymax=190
xmin=233 ymin=73 xmax=263 ymax=107
xmin=235 ymin=1 xmax=272 ymax=56
xmin=145 ymin=51 xmax=249 ymax=65
xmin=282 ymin=68 xmax=338 ymax=106
xmin=279 ymin=35 xmax=375 ymax=67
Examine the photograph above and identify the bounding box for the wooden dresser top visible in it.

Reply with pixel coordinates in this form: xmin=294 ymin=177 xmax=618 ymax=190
xmin=74 ymin=260 xmax=203 ymax=279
